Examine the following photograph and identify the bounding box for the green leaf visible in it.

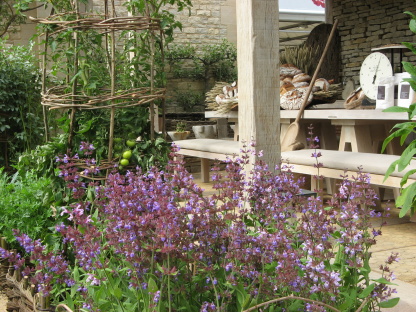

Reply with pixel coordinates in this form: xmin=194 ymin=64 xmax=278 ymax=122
xmin=382 ymin=106 xmax=409 ymax=113
xmin=404 ymin=11 xmax=416 ymax=20
xmin=400 ymin=169 xmax=416 ymax=186
xmin=403 ymin=61 xmax=416 ymax=77
xmin=383 ymin=159 xmax=399 ymax=180
xmin=358 ymin=283 xmax=375 ymax=298
xmin=147 ymin=277 xmax=158 ymax=293
xmin=396 ymin=183 xmax=416 ymax=217
xmin=51 ymin=40 xmax=58 ymax=52
xmin=409 ymin=19 xmax=416 ymax=34
xmin=402 ymin=42 xmax=416 ymax=55
xmin=379 ymin=297 xmax=400 ymax=308
xmin=76 ymin=118 xmax=94 ymax=134
xmin=73 ymin=266 xmax=80 ymax=281
xmin=288 ymin=299 xmax=303 ymax=311
xmin=234 ymin=284 xmax=250 ymax=310
xmin=112 ymin=287 xmax=122 ymax=299
xmin=397 ymin=147 xmax=416 ymax=171
xmin=372 ymin=277 xmax=398 ymax=285
xmin=65 ymin=291 xmax=75 ymax=310
xmin=381 ymin=122 xmax=416 ymax=153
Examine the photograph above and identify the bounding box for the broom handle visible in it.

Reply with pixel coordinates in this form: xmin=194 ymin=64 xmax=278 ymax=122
xmin=295 ymin=19 xmax=339 ymax=123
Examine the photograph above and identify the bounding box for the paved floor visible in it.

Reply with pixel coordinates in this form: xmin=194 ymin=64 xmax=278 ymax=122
xmin=193 ymin=172 xmax=416 ymax=311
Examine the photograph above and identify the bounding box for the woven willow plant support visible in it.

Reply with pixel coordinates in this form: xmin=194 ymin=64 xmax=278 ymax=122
xmin=0 ymin=237 xmax=54 ymax=312
xmin=32 ymin=0 xmax=166 ymax=163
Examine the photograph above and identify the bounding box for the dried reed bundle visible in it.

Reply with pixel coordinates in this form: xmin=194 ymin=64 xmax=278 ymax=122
xmin=280 ymin=45 xmax=314 ymax=75
xmin=205 ymin=81 xmax=238 ymax=113
xmin=205 ymin=82 xmax=229 ymax=110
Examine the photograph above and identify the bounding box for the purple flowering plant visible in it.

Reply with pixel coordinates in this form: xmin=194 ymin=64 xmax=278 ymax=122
xmin=0 ymin=139 xmax=399 ymax=311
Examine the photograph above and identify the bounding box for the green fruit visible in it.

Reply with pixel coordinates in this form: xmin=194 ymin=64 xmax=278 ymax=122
xmin=114 ymin=145 xmax=123 ymax=151
xmin=114 ymin=137 xmax=123 ymax=144
xmin=120 ymin=159 xmax=129 ymax=166
xmin=122 ymin=150 xmax=132 ymax=159
xmin=118 ymin=165 xmax=124 ymax=170
xmin=126 ymin=140 xmax=136 ymax=147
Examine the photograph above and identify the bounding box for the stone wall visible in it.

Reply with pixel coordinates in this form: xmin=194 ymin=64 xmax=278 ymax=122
xmin=161 ymin=0 xmax=236 ymax=46
xmin=6 ymin=0 xmax=416 ymax=96
xmin=165 ymin=0 xmax=416 ymax=85
xmin=332 ymin=0 xmax=416 ymax=85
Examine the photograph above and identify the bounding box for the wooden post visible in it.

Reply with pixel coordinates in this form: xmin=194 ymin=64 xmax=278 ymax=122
xmin=325 ymin=0 xmax=334 ymax=24
xmin=236 ymin=0 xmax=280 ymax=172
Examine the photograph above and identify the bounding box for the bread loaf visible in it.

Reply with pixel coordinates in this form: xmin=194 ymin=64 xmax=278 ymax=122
xmin=292 ymin=73 xmax=311 ymax=83
xmin=293 ymin=82 xmax=309 ymax=88
xmin=280 ymin=64 xmax=302 ymax=77
xmin=280 ymin=88 xmax=313 ymax=110
xmin=280 ymin=81 xmax=295 ymax=95
xmin=282 ymin=76 xmax=293 ymax=83
xmin=344 ymin=87 xmax=365 ymax=109
xmin=314 ymin=78 xmax=330 ymax=91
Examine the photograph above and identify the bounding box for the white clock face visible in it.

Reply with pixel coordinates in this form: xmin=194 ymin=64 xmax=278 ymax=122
xmin=359 ymin=52 xmax=393 ymax=100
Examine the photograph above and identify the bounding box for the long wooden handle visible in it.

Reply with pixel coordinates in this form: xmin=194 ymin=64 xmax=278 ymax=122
xmin=295 ymin=19 xmax=339 ymax=123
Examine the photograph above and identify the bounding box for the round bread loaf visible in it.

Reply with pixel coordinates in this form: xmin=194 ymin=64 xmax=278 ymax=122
xmin=280 ymin=88 xmax=313 ymax=110
xmin=293 ymin=81 xmax=309 ymax=88
xmin=282 ymin=76 xmax=293 ymax=83
xmin=344 ymin=87 xmax=365 ymax=109
xmin=280 ymin=81 xmax=295 ymax=95
xmin=314 ymin=78 xmax=330 ymax=91
xmin=280 ymin=64 xmax=302 ymax=77
xmin=292 ymin=73 xmax=311 ymax=83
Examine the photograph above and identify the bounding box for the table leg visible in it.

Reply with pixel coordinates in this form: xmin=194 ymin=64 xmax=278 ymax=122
xmin=233 ymin=121 xmax=239 ymax=141
xmin=316 ymin=123 xmax=338 ymax=194
xmin=201 ymin=158 xmax=210 ymax=183
xmin=338 ymin=124 xmax=373 ymax=152
xmin=216 ymin=118 xmax=229 ymax=139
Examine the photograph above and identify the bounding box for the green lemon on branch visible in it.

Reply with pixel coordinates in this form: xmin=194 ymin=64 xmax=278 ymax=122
xmin=120 ymin=159 xmax=129 ymax=166
xmin=126 ymin=140 xmax=136 ymax=147
xmin=122 ymin=150 xmax=132 ymax=159
xmin=114 ymin=145 xmax=123 ymax=151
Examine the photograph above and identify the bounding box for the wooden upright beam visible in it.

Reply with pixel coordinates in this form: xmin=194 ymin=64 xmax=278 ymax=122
xmin=236 ymin=0 xmax=280 ymax=171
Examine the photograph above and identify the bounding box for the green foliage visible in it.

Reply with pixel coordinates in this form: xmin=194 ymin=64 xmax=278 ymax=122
xmin=0 ymin=167 xmax=62 ymax=249
xmin=0 ymin=39 xmax=45 ymax=166
xmin=29 ymin=0 xmax=184 ymax=169
xmin=175 ymin=121 xmax=187 ymax=132
xmin=382 ymin=11 xmax=416 ymax=218
xmin=166 ymin=40 xmax=237 ymax=84
xmin=15 ymin=134 xmax=75 ymax=213
xmin=0 ymin=0 xmax=36 ymax=37
xmin=175 ymin=90 xmax=205 ymax=111
xmin=16 ymin=133 xmax=68 ymax=178
xmin=382 ymin=105 xmax=416 ymax=217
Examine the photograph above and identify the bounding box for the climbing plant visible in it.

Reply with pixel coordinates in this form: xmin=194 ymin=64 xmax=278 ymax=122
xmin=32 ymin=0 xmax=193 ymax=168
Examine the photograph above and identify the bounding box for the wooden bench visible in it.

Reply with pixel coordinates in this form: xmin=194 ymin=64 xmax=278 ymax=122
xmin=174 ymin=139 xmax=416 ymax=190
